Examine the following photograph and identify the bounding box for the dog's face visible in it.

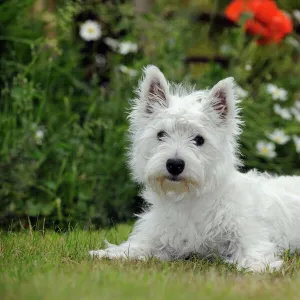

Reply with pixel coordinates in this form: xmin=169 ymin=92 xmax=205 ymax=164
xmin=129 ymin=66 xmax=242 ymax=197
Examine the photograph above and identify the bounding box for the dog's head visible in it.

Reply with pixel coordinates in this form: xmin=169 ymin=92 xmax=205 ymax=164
xmin=128 ymin=65 xmax=242 ymax=198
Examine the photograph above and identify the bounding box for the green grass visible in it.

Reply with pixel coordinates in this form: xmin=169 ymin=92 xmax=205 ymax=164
xmin=1 ymin=224 xmax=300 ymax=300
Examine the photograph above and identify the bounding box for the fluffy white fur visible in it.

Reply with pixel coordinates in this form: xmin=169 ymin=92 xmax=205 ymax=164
xmin=90 ymin=65 xmax=300 ymax=272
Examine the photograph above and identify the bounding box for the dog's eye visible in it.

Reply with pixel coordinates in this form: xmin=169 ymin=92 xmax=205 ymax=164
xmin=157 ymin=130 xmax=167 ymax=141
xmin=193 ymin=135 xmax=205 ymax=146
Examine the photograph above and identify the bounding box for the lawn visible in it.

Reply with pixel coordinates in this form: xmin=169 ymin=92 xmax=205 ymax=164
xmin=1 ymin=224 xmax=300 ymax=300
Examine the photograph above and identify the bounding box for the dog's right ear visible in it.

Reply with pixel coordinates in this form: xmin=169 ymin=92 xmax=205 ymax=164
xmin=137 ymin=65 xmax=169 ymax=114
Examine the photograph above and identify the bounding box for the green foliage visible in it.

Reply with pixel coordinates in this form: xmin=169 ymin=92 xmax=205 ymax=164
xmin=0 ymin=0 xmax=189 ymax=227
xmin=0 ymin=0 xmax=300 ymax=228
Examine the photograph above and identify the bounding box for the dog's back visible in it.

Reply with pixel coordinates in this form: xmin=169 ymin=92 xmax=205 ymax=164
xmin=268 ymin=175 xmax=300 ymax=194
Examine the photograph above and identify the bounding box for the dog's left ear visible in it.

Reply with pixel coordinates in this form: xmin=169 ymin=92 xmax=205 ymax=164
xmin=138 ymin=65 xmax=169 ymax=114
xmin=205 ymin=77 xmax=236 ymax=121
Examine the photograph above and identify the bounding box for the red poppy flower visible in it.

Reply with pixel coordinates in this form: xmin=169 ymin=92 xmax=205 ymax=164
xmin=225 ymin=0 xmax=293 ymax=44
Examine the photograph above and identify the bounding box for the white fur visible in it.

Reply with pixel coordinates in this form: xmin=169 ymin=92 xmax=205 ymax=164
xmin=90 ymin=65 xmax=300 ymax=272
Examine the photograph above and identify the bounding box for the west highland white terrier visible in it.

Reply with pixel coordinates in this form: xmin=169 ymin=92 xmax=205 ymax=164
xmin=90 ymin=65 xmax=300 ymax=272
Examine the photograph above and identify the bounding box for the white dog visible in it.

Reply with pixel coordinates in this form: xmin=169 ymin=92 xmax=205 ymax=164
xmin=90 ymin=65 xmax=300 ymax=272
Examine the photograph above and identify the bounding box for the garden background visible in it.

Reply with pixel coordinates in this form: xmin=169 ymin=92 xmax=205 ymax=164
xmin=1 ymin=0 xmax=300 ymax=230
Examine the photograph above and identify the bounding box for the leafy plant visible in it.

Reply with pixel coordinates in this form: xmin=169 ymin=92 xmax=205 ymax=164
xmin=0 ymin=0 xmax=299 ymax=228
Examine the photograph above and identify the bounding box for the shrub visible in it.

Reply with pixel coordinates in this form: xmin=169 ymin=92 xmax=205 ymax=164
xmin=0 ymin=0 xmax=299 ymax=228
xmin=0 ymin=0 xmax=189 ymax=228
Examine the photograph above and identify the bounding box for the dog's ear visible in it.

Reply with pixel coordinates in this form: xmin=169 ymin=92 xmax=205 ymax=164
xmin=137 ymin=65 xmax=169 ymax=113
xmin=205 ymin=77 xmax=236 ymax=121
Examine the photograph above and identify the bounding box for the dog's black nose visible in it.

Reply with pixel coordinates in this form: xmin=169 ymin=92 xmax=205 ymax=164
xmin=166 ymin=159 xmax=185 ymax=176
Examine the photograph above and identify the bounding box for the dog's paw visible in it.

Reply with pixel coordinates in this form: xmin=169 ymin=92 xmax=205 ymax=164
xmin=89 ymin=249 xmax=108 ymax=259
xmin=246 ymin=260 xmax=283 ymax=273
xmin=89 ymin=249 xmax=126 ymax=259
xmin=89 ymin=249 xmax=147 ymax=260
xmin=269 ymin=260 xmax=284 ymax=271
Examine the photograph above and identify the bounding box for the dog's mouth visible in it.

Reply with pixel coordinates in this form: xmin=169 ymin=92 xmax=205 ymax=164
xmin=166 ymin=175 xmax=181 ymax=182
xmin=152 ymin=175 xmax=198 ymax=194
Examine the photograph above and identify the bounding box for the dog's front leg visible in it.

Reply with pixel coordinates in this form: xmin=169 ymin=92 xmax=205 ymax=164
xmin=89 ymin=239 xmax=152 ymax=260
xmin=233 ymin=241 xmax=283 ymax=272
xmin=90 ymin=239 xmax=173 ymax=261
xmin=90 ymin=218 xmax=173 ymax=261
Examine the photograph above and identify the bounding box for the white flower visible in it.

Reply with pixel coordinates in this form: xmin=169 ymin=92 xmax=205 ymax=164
xmin=268 ymin=129 xmax=290 ymax=145
xmin=293 ymin=10 xmax=300 ymax=23
xmin=273 ymin=104 xmax=281 ymax=114
xmin=104 ymin=37 xmax=119 ymax=51
xmin=290 ymin=107 xmax=298 ymax=115
xmin=290 ymin=102 xmax=300 ymax=122
xmin=266 ymin=84 xmax=288 ymax=101
xmin=35 ymin=129 xmax=45 ymax=145
xmin=293 ymin=110 xmax=300 ymax=122
xmin=245 ymin=64 xmax=252 ymax=71
xmin=79 ymin=20 xmax=102 ymax=41
xmin=294 ymin=101 xmax=300 ymax=110
xmin=119 ymin=65 xmax=138 ymax=77
xmin=256 ymin=141 xmax=276 ymax=158
xmin=104 ymin=38 xmax=138 ymax=55
xmin=293 ymin=136 xmax=300 ymax=153
xmin=273 ymin=104 xmax=292 ymax=120
xmin=267 ymin=83 xmax=277 ymax=93
xmin=291 ymin=107 xmax=300 ymax=119
xmin=118 ymin=41 xmax=138 ymax=55
xmin=236 ymin=85 xmax=248 ymax=98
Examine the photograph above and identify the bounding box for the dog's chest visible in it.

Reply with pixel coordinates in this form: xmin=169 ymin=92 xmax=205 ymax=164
xmin=156 ymin=206 xmax=233 ymax=258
